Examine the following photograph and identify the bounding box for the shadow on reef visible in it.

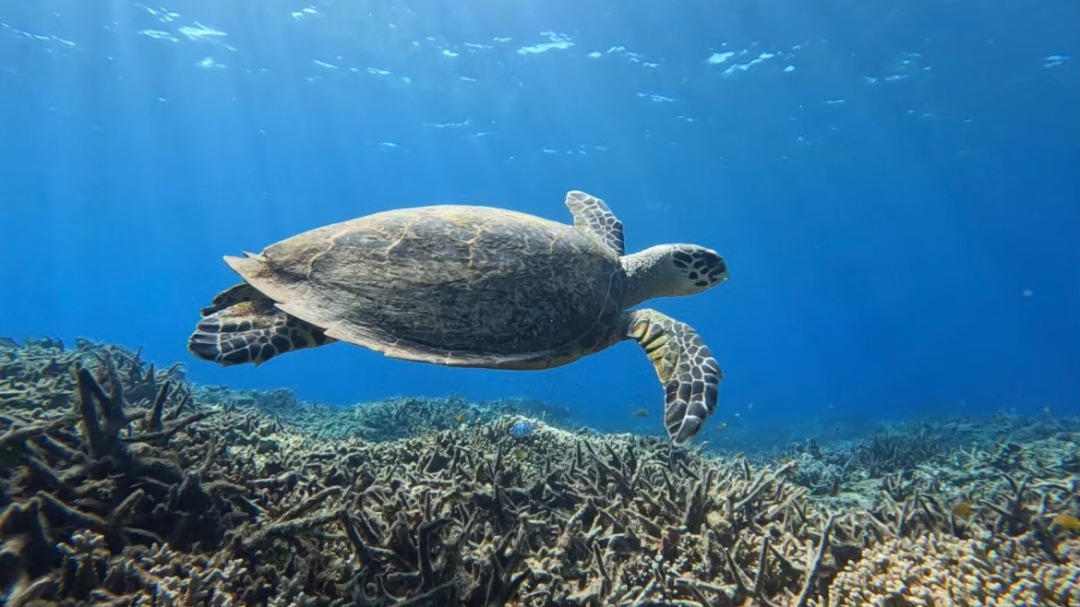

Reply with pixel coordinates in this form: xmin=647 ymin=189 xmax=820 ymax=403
xmin=0 ymin=337 xmax=1078 ymax=607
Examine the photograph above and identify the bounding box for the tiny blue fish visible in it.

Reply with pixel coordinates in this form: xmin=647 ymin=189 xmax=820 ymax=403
xmin=509 ymin=420 xmax=536 ymax=439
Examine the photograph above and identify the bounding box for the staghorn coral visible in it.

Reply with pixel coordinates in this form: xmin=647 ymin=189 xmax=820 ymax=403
xmin=192 ymin=384 xmax=571 ymax=443
xmin=770 ymin=413 xmax=1080 ymax=553
xmin=0 ymin=341 xmax=233 ymax=606
xmin=844 ymin=425 xmax=947 ymax=480
xmin=1 ymin=337 xmax=1078 ymax=607
xmin=217 ymin=418 xmax=844 ymax=606
xmin=42 ymin=528 xmax=256 ymax=607
xmin=0 ymin=338 xmax=844 ymax=606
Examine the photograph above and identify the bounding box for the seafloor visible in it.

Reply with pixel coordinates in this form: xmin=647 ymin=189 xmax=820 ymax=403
xmin=0 ymin=338 xmax=1077 ymax=607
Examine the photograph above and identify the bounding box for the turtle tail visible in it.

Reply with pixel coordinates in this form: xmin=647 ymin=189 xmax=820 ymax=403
xmin=188 ymin=283 xmax=332 ymax=366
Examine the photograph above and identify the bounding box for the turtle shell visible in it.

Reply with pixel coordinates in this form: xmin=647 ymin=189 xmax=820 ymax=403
xmin=225 ymin=205 xmax=626 ymax=369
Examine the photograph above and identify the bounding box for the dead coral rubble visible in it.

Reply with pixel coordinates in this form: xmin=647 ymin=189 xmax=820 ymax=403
xmin=1 ymin=338 xmax=1078 ymax=607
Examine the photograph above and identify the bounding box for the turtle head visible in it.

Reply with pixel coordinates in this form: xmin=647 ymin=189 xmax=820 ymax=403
xmin=665 ymin=245 xmax=729 ymax=294
xmin=621 ymin=244 xmax=728 ymax=306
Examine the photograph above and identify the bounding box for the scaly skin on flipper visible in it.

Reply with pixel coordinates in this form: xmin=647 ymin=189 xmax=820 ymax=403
xmin=624 ymin=308 xmax=721 ymax=444
xmin=188 ymin=283 xmax=332 ymax=366
xmin=564 ymin=190 xmax=625 ymax=256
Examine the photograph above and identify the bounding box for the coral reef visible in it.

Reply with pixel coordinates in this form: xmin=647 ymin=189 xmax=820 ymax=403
xmin=192 ymin=385 xmax=571 ymax=442
xmin=827 ymin=531 xmax=1080 ymax=606
xmin=781 ymin=418 xmax=1080 ymax=606
xmin=1 ymin=337 xmax=1077 ymax=606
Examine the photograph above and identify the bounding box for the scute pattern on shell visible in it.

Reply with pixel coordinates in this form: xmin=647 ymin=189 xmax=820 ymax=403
xmin=236 ymin=205 xmax=626 ymax=367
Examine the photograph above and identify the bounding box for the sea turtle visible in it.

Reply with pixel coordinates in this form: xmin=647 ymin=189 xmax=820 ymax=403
xmin=188 ymin=191 xmax=728 ymax=444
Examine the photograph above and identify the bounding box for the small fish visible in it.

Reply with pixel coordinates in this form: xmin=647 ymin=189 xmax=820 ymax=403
xmin=511 ymin=447 xmax=526 ymax=462
xmin=454 ymin=413 xmax=466 ymax=424
xmin=1051 ymin=514 xmax=1080 ymax=532
xmin=632 ymin=408 xmax=648 ymax=418
xmin=951 ymin=502 xmax=974 ymax=519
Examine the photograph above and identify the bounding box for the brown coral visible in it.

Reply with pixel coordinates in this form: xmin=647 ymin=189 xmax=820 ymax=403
xmin=826 ymin=531 xmax=1080 ymax=607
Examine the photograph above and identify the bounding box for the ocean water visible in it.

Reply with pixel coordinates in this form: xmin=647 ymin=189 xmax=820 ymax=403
xmin=1 ymin=0 xmax=1078 ymax=443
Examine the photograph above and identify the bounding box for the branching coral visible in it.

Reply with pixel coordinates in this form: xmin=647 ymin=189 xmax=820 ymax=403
xmin=0 ymin=338 xmax=1077 ymax=607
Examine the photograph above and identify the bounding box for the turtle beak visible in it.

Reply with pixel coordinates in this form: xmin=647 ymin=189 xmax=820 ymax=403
xmin=707 ymin=253 xmax=728 ymax=285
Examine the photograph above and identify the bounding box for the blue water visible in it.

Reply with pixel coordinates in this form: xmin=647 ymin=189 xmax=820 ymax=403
xmin=1 ymin=1 xmax=1078 ymax=439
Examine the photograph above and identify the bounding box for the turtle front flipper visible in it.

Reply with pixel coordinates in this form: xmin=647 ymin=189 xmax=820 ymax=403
xmin=565 ymin=190 xmax=625 ymax=256
xmin=623 ymin=309 xmax=721 ymax=444
xmin=188 ymin=283 xmax=333 ymax=366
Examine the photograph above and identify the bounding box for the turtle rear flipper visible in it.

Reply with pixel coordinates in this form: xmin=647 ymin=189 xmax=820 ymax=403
xmin=188 ymin=283 xmax=332 ymax=366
